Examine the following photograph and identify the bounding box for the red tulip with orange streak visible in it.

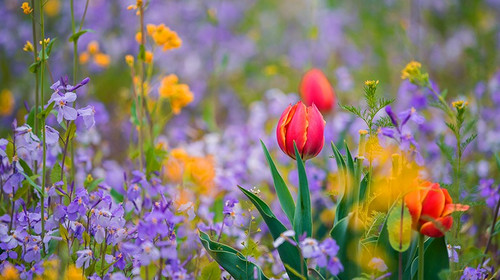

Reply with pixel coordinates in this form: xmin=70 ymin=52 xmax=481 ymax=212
xmin=404 ymin=181 xmax=469 ymax=237
xmin=299 ymin=68 xmax=335 ymax=112
xmin=276 ymin=101 xmax=325 ymax=161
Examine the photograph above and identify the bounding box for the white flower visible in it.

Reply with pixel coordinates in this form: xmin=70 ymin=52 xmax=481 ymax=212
xmin=300 ymin=238 xmax=320 ymax=258
xmin=368 ymin=257 xmax=388 ymax=272
xmin=273 ymin=230 xmax=295 ymax=248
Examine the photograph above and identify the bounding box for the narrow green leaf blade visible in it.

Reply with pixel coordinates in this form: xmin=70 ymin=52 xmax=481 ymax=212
xmin=199 ymin=231 xmax=269 ymax=280
xmin=239 ymin=186 xmax=306 ymax=280
xmin=260 ymin=140 xmax=295 ymax=225
xmin=293 ymin=142 xmax=312 ymax=238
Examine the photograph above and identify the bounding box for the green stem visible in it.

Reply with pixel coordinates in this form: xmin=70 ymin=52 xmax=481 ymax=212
xmin=39 ymin=0 xmax=46 ymax=254
xmin=418 ymin=233 xmax=425 ymax=280
xmin=31 ymin=0 xmax=39 ymax=206
xmin=70 ymin=0 xmax=77 ymax=184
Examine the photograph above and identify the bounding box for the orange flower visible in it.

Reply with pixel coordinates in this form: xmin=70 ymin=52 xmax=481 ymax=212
xmin=404 ymin=182 xmax=469 ymax=237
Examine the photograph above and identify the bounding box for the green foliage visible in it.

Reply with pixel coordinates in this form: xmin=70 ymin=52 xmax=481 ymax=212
xmin=199 ymin=231 xmax=269 ymax=280
xmin=340 ymin=81 xmax=394 ymax=134
xmin=330 ymin=214 xmax=362 ymax=279
xmin=261 ymin=140 xmax=295 ymax=225
xmin=239 ymin=186 xmax=306 ymax=280
xmin=69 ymin=29 xmax=93 ymax=42
xmin=293 ymin=143 xmax=312 ymax=239
xmin=386 ymin=203 xmax=412 ymax=252
xmin=363 ymin=211 xmax=386 ymax=241
xmin=200 ymin=262 xmax=222 ymax=280
xmin=422 ymin=237 xmax=450 ymax=280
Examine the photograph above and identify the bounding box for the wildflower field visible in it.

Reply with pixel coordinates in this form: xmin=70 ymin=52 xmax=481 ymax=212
xmin=1 ymin=0 xmax=500 ymax=279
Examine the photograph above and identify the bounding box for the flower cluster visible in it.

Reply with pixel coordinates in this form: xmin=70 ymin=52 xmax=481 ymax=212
xmin=79 ymin=41 xmax=111 ymax=68
xmin=158 ymin=74 xmax=194 ymax=114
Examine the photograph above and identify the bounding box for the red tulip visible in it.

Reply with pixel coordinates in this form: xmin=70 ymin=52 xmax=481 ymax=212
xmin=276 ymin=101 xmax=325 ymax=160
xmin=404 ymin=181 xmax=469 ymax=237
xmin=299 ymin=68 xmax=335 ymax=112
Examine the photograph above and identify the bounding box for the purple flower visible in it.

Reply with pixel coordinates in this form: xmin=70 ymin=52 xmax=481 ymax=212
xmin=461 ymin=266 xmax=488 ymax=280
xmin=48 ymin=91 xmax=78 ymax=123
xmin=44 ymin=125 xmax=59 ymax=145
xmin=317 ymin=238 xmax=339 ymax=267
xmin=76 ymin=249 xmax=93 ymax=268
xmin=300 ymin=238 xmax=321 ymax=259
xmin=477 ymin=179 xmax=499 ymax=209
xmin=139 ymin=241 xmax=160 ymax=265
xmin=77 ymin=105 xmax=96 ymax=129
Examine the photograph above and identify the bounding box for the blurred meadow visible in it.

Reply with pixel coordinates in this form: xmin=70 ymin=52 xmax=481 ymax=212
xmin=0 ymin=0 xmax=500 ymax=279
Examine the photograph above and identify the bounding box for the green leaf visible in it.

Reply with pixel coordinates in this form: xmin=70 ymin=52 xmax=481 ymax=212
xmin=494 ymin=219 xmax=500 ymax=237
xmin=65 ymin=122 xmax=77 ymax=140
xmin=330 ymin=214 xmax=362 ymax=279
xmin=331 ymin=142 xmax=348 ymax=224
xmin=29 ymin=61 xmax=41 ymax=73
xmin=200 ymin=261 xmax=222 ymax=280
xmin=50 ymin=162 xmax=64 ymax=185
xmin=85 ymin=178 xmax=104 ymax=192
xmin=38 ymin=102 xmax=55 ymax=121
xmin=261 ymin=140 xmax=295 ymax=225
xmin=83 ymin=231 xmax=91 ymax=246
xmin=69 ymin=29 xmax=93 ymax=42
xmin=495 ymin=153 xmax=500 ymax=172
xmin=359 ymin=173 xmax=369 ymax=202
xmin=18 ymin=159 xmax=33 ymax=177
xmin=110 ymin=189 xmax=124 ymax=203
xmin=45 ymin=38 xmax=57 ymax=57
xmin=386 ymin=202 xmax=412 ymax=252
xmin=308 ymin=268 xmax=326 ymax=280
xmin=293 ymin=142 xmax=312 ymax=239
xmin=239 ymin=186 xmax=306 ymax=280
xmin=423 ymin=237 xmax=449 ymax=279
xmin=13 ymin=184 xmax=29 ymax=201
xmin=18 ymin=171 xmax=44 ymax=197
xmin=199 ymin=231 xmax=269 ymax=280
xmin=138 ymin=44 xmax=146 ymax=60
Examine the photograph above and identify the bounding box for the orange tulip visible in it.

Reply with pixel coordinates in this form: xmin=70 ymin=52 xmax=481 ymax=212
xmin=405 ymin=182 xmax=469 ymax=237
xmin=276 ymin=101 xmax=325 ymax=160
xmin=299 ymin=68 xmax=335 ymax=112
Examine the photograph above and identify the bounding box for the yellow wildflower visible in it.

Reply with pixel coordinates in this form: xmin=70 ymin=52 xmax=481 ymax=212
xmin=64 ymin=265 xmax=85 ymax=280
xmin=158 ymin=75 xmax=193 ymax=114
xmin=79 ymin=52 xmax=90 ymax=64
xmin=364 ymin=80 xmax=379 ymax=89
xmin=125 ymin=54 xmax=134 ymax=66
xmin=135 ymin=32 xmax=142 ymax=44
xmin=94 ymin=53 xmax=110 ymax=68
xmin=145 ymin=51 xmax=153 ymax=64
xmin=21 ymin=2 xmax=33 ymax=14
xmin=146 ymin=24 xmax=156 ymax=35
xmin=452 ymin=100 xmax=468 ymax=110
xmin=23 ymin=41 xmax=34 ymax=52
xmin=401 ymin=61 xmax=428 ymax=86
xmin=39 ymin=38 xmax=50 ymax=45
xmin=151 ymin=24 xmax=182 ymax=51
xmin=44 ymin=0 xmax=61 ymax=17
xmin=87 ymin=41 xmax=100 ymax=55
xmin=0 ymin=263 xmax=19 ymax=280
xmin=0 ymin=89 xmax=15 ymax=116
xmin=186 ymin=156 xmax=216 ymax=195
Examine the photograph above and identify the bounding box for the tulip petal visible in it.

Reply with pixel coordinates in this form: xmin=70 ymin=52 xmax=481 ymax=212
xmin=285 ymin=102 xmax=307 ymax=159
xmin=404 ymin=190 xmax=422 ymax=229
xmin=442 ymin=203 xmax=469 ymax=217
xmin=300 ymin=69 xmax=335 ymax=112
xmin=442 ymin=188 xmax=453 ymax=205
xmin=302 ymin=104 xmax=325 ymax=160
xmin=420 ymin=183 xmax=445 ymax=222
xmin=420 ymin=216 xmax=453 ymax=238
xmin=276 ymin=104 xmax=294 ymax=155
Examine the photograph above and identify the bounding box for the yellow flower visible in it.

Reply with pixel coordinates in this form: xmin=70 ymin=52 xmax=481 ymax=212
xmin=145 ymin=51 xmax=153 ymax=64
xmin=452 ymin=100 xmax=468 ymax=110
xmin=44 ymin=0 xmax=61 ymax=17
xmin=87 ymin=41 xmax=100 ymax=55
xmin=64 ymin=265 xmax=85 ymax=280
xmin=125 ymin=54 xmax=134 ymax=66
xmin=401 ymin=61 xmax=428 ymax=86
xmin=79 ymin=52 xmax=90 ymax=64
xmin=146 ymin=24 xmax=156 ymax=35
xmin=94 ymin=53 xmax=110 ymax=68
xmin=186 ymin=156 xmax=216 ymax=195
xmin=39 ymin=38 xmax=51 ymax=45
xmin=0 ymin=89 xmax=15 ymax=116
xmin=158 ymin=75 xmax=193 ymax=114
xmin=135 ymin=32 xmax=142 ymax=44
xmin=151 ymin=24 xmax=182 ymax=51
xmin=0 ymin=263 xmax=19 ymax=280
xmin=23 ymin=41 xmax=34 ymax=52
xmin=21 ymin=2 xmax=33 ymax=14
xmin=364 ymin=80 xmax=379 ymax=88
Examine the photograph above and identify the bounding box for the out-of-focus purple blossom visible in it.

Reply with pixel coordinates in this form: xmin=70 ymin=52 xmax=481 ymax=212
xmin=447 ymin=244 xmax=461 ymax=263
xmin=477 ymin=179 xmax=499 ymax=209
xmin=76 ymin=249 xmax=93 ymax=269
xmin=77 ymin=105 xmax=96 ymax=129
xmin=44 ymin=125 xmax=60 ymax=145
xmin=460 ymin=265 xmax=488 ymax=280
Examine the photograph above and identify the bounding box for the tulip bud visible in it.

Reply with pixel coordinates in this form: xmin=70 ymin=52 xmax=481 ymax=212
xmin=276 ymin=101 xmax=325 ymax=160
xmin=404 ymin=182 xmax=469 ymax=237
xmin=299 ymin=68 xmax=335 ymax=112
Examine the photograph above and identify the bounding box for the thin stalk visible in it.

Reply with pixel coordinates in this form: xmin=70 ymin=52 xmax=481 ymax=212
xmin=70 ymin=0 xmax=77 ymax=184
xmin=39 ymin=0 xmax=46 ymax=254
xmin=418 ymin=233 xmax=425 ymax=280
xmin=482 ymin=196 xmax=500 ymax=264
xmin=398 ymin=199 xmax=405 ymax=280
xmin=136 ymin=3 xmax=147 ymax=171
xmin=31 ymin=0 xmax=39 ymax=206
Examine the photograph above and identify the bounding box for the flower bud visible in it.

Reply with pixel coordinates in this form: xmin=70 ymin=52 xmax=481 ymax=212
xmin=276 ymin=101 xmax=325 ymax=160
xmin=405 ymin=181 xmax=469 ymax=237
xmin=299 ymin=68 xmax=335 ymax=112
